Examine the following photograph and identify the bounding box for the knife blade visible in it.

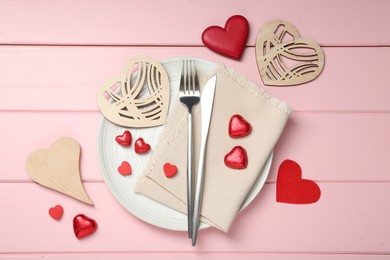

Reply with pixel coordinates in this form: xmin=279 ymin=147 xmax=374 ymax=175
xmin=191 ymin=75 xmax=217 ymax=246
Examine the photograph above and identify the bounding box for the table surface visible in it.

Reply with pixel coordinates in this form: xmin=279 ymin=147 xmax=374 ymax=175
xmin=1 ymin=0 xmax=390 ymax=259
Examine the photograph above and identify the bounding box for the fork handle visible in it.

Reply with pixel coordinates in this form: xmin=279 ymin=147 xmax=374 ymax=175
xmin=187 ymin=111 xmax=194 ymax=239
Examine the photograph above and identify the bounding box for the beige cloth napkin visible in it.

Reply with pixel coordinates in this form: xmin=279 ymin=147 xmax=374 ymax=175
xmin=135 ymin=65 xmax=291 ymax=232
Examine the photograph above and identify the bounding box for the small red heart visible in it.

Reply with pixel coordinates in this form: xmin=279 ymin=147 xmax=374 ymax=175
xmin=118 ymin=161 xmax=132 ymax=176
xmin=116 ymin=130 xmax=132 ymax=147
xmin=134 ymin=138 xmax=151 ymax=154
xmin=202 ymin=15 xmax=249 ymax=59
xmin=49 ymin=205 xmax=63 ymax=220
xmin=163 ymin=163 xmax=177 ymax=178
xmin=276 ymin=159 xmax=321 ymax=204
xmin=224 ymin=146 xmax=248 ymax=169
xmin=229 ymin=114 xmax=252 ymax=138
xmin=73 ymin=214 xmax=98 ymax=239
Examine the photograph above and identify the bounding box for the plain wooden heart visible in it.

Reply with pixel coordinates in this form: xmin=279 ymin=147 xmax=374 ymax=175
xmin=25 ymin=137 xmax=93 ymax=205
xmin=255 ymin=20 xmax=324 ymax=86
xmin=97 ymin=56 xmax=170 ymax=128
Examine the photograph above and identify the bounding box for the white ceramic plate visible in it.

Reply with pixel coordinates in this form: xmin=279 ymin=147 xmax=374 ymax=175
xmin=97 ymin=57 xmax=272 ymax=231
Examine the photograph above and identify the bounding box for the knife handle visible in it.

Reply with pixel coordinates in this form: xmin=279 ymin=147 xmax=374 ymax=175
xmin=191 ymin=135 xmax=207 ymax=246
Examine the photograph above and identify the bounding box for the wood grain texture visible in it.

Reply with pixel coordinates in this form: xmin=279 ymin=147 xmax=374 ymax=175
xmin=0 ymin=255 xmax=388 ymax=260
xmin=2 ymin=112 xmax=389 ymax=182
xmin=1 ymin=254 xmax=389 ymax=259
xmin=1 ymin=0 xmax=389 ymax=258
xmin=25 ymin=137 xmax=93 ymax=205
xmin=1 ymin=46 xmax=390 ymax=112
xmin=1 ymin=182 xmax=390 ymax=253
xmin=0 ymin=0 xmax=389 ymax=46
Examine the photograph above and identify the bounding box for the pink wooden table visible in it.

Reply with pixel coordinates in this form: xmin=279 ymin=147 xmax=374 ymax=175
xmin=1 ymin=0 xmax=390 ymax=259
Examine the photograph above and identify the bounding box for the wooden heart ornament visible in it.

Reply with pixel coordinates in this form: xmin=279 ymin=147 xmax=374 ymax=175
xmin=25 ymin=137 xmax=93 ymax=205
xmin=97 ymin=56 xmax=170 ymax=127
xmin=202 ymin=15 xmax=249 ymax=59
xmin=255 ymin=20 xmax=324 ymax=86
xmin=276 ymin=159 xmax=321 ymax=204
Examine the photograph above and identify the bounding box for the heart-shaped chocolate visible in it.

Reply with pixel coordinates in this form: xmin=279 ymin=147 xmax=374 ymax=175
xmin=224 ymin=146 xmax=248 ymax=169
xmin=202 ymin=15 xmax=249 ymax=59
xmin=276 ymin=159 xmax=321 ymax=204
xmin=163 ymin=163 xmax=177 ymax=178
xmin=255 ymin=20 xmax=324 ymax=86
xmin=73 ymin=214 xmax=98 ymax=239
xmin=49 ymin=205 xmax=63 ymax=220
xmin=229 ymin=114 xmax=252 ymax=138
xmin=118 ymin=161 xmax=132 ymax=176
xmin=97 ymin=56 xmax=170 ymax=127
xmin=25 ymin=137 xmax=93 ymax=205
xmin=134 ymin=137 xmax=151 ymax=154
xmin=116 ymin=130 xmax=132 ymax=147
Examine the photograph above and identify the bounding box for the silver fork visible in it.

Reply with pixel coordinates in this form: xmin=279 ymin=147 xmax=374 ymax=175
xmin=179 ymin=60 xmax=200 ymax=239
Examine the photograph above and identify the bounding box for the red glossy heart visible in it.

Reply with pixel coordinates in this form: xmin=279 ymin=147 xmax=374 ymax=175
xmin=229 ymin=114 xmax=252 ymax=138
xmin=115 ymin=130 xmax=132 ymax=147
xmin=276 ymin=159 xmax=321 ymax=204
xmin=163 ymin=163 xmax=177 ymax=178
xmin=134 ymin=138 xmax=151 ymax=154
xmin=202 ymin=15 xmax=249 ymax=59
xmin=73 ymin=214 xmax=98 ymax=239
xmin=49 ymin=205 xmax=63 ymax=220
xmin=118 ymin=161 xmax=132 ymax=176
xmin=224 ymin=146 xmax=248 ymax=169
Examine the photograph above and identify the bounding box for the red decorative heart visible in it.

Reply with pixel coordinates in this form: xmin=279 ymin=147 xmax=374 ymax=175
xmin=276 ymin=159 xmax=321 ymax=204
xmin=49 ymin=205 xmax=63 ymax=220
xmin=134 ymin=138 xmax=151 ymax=154
xmin=163 ymin=163 xmax=177 ymax=178
xmin=115 ymin=130 xmax=132 ymax=147
xmin=224 ymin=146 xmax=248 ymax=169
xmin=229 ymin=114 xmax=252 ymax=138
xmin=118 ymin=161 xmax=132 ymax=176
xmin=73 ymin=214 xmax=98 ymax=239
xmin=202 ymin=15 xmax=249 ymax=59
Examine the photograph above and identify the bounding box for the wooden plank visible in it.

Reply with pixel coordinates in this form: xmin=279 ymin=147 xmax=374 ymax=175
xmin=1 ymin=182 xmax=389 ymax=253
xmin=2 ymin=112 xmax=389 ymax=182
xmin=0 ymin=112 xmax=102 ymax=181
xmin=0 ymin=0 xmax=389 ymax=46
xmin=1 ymin=46 xmax=390 ymax=112
xmin=1 ymin=253 xmax=389 ymax=259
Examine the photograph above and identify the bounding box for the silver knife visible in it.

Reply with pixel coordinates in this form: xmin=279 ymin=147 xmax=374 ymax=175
xmin=192 ymin=75 xmax=217 ymax=246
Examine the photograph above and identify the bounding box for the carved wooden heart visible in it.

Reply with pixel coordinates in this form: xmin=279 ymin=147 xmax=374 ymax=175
xmin=255 ymin=20 xmax=324 ymax=86
xmin=25 ymin=137 xmax=93 ymax=205
xmin=97 ymin=56 xmax=170 ymax=127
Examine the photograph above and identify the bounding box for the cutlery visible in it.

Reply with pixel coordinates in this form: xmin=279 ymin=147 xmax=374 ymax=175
xmin=192 ymin=75 xmax=217 ymax=246
xmin=179 ymin=60 xmax=200 ymax=238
